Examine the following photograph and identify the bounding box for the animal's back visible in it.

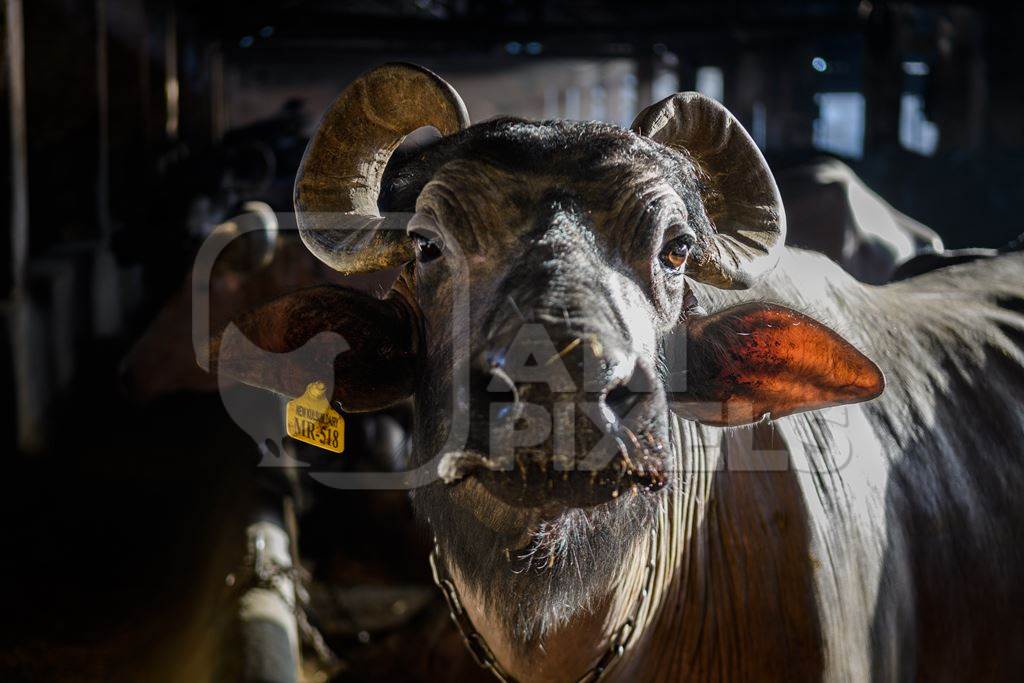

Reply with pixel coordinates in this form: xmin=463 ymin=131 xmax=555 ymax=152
xmin=692 ymin=248 xmax=1024 ymax=679
xmin=864 ymin=250 xmax=1024 ymax=679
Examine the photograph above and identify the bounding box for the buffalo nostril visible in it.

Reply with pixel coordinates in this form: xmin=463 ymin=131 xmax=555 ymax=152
xmin=602 ymin=360 xmax=657 ymax=423
xmin=604 ymin=382 xmax=642 ymax=422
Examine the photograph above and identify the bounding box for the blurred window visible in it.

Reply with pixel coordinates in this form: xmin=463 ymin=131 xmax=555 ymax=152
xmin=590 ymin=84 xmax=607 ymax=121
xmin=752 ymin=101 xmax=767 ymax=149
xmin=544 ymin=86 xmax=560 ymax=119
xmin=813 ymin=92 xmax=865 ymax=159
xmin=652 ymin=70 xmax=680 ymax=102
xmin=564 ymin=85 xmax=582 ymax=120
xmin=899 ymin=94 xmax=939 ymax=157
xmin=695 ymin=66 xmax=724 ymax=102
xmin=619 ymin=73 xmax=638 ymax=127
xmin=902 ymin=61 xmax=930 ymax=76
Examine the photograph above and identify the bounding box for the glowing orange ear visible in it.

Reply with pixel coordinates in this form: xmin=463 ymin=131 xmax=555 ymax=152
xmin=674 ymin=303 xmax=884 ymax=426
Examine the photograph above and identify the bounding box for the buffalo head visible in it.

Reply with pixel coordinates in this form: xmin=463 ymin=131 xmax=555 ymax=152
xmin=212 ymin=63 xmax=883 ymax=645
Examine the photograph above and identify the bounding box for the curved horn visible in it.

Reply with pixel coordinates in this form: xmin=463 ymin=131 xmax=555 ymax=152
xmin=631 ymin=92 xmax=785 ymax=289
xmin=294 ymin=63 xmax=470 ymax=274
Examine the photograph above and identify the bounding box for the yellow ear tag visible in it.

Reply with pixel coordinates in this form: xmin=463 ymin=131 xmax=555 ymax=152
xmin=286 ymin=381 xmax=344 ymax=453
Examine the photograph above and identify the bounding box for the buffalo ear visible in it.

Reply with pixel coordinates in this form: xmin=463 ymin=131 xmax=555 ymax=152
xmin=673 ymin=302 xmax=884 ymax=426
xmin=210 ymin=286 xmax=418 ymax=412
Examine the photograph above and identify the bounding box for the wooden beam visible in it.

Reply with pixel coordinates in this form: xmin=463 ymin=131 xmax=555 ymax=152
xmin=4 ymin=0 xmax=28 ymax=292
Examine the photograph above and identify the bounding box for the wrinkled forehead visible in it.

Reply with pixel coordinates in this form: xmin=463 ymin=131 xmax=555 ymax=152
xmin=435 ymin=117 xmax=672 ymax=169
xmin=397 ymin=118 xmax=700 ymax=251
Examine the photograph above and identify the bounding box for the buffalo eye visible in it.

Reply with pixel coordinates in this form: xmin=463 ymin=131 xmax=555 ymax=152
xmin=659 ymin=233 xmax=694 ymax=271
xmin=411 ymin=230 xmax=443 ymax=263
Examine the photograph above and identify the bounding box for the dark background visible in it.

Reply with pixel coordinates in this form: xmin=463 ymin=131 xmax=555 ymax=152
xmin=2 ymin=1 xmax=1022 ymax=681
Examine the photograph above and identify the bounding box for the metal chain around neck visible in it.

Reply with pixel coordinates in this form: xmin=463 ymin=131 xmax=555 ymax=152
xmin=429 ymin=527 xmax=659 ymax=683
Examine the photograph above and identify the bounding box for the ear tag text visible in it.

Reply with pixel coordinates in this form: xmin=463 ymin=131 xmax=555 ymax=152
xmin=286 ymin=381 xmax=344 ymax=453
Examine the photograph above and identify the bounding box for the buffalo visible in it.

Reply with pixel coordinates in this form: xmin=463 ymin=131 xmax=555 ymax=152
xmin=213 ymin=64 xmax=1024 ymax=681
xmin=776 ymin=157 xmax=945 ymax=284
